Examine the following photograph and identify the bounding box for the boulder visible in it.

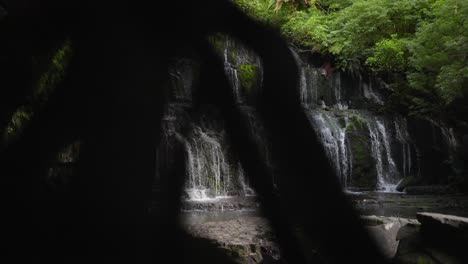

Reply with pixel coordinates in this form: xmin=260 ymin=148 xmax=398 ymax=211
xmin=367 ymin=221 xmax=401 ymax=259
xmin=416 ymin=212 xmax=468 ymax=234
xmin=415 ymin=212 xmax=468 ymax=262
xmin=360 ymin=215 xmax=419 ymax=259
xmin=184 ymin=216 xmax=281 ymax=263
xmin=396 ymin=176 xmax=419 ymax=192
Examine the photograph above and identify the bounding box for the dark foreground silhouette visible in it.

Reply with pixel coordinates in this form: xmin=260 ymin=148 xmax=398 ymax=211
xmin=0 ymin=1 xmax=388 ymax=263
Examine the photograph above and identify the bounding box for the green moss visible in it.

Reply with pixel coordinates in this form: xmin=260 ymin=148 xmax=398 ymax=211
xmin=36 ymin=39 xmax=73 ymax=98
xmin=3 ymin=107 xmax=33 ymax=143
xmin=417 ymin=255 xmax=435 ymax=264
xmin=207 ymin=34 xmax=226 ymax=54
xmin=346 ymin=120 xmax=376 ymax=188
xmin=345 ymin=114 xmax=367 ymax=132
xmin=304 ymin=66 xmax=313 ymax=74
xmin=230 ymin=50 xmax=237 ymax=64
xmin=338 ymin=117 xmax=346 ymax=128
xmin=352 ymin=138 xmax=366 ymax=162
xmin=237 ymin=63 xmax=258 ymax=94
xmin=2 ymin=39 xmax=72 ymax=146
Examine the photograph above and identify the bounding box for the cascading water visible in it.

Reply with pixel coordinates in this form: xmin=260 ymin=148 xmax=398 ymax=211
xmin=367 ymin=117 xmax=399 ymax=191
xmin=156 ymin=45 xmax=255 ymax=201
xmin=183 ymin=124 xmax=231 ymax=200
xmin=307 ymin=110 xmax=350 ymax=186
xmin=156 ymin=36 xmax=461 ymax=199
xmin=360 ymin=77 xmax=384 ymax=105
xmin=291 ymin=48 xmax=418 ymax=191
xmin=394 ymin=117 xmax=413 ymax=178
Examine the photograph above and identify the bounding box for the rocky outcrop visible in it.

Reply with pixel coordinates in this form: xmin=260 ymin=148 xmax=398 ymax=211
xmin=156 ymin=35 xmax=466 ymax=200
xmin=184 ymin=216 xmax=281 ymax=264
xmin=183 ymin=210 xmax=468 ymax=264
xmin=393 ymin=212 xmax=468 ymax=264
xmin=417 ymin=212 xmax=468 ymax=238
xmin=361 ymin=215 xmax=419 ymax=259
xmin=346 ymin=114 xmax=377 ymax=188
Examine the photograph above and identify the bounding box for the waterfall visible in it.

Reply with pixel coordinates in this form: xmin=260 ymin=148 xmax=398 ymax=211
xmin=394 ymin=118 xmax=413 ymax=178
xmin=223 ymin=51 xmax=242 ymax=102
xmin=238 ymin=164 xmax=255 ymax=196
xmin=435 ymin=122 xmax=458 ymax=150
xmin=331 ymin=72 xmax=348 ymax=110
xmin=183 ymin=125 xmax=230 ymax=199
xmin=308 ymin=111 xmax=350 ymax=186
xmin=176 ymin=119 xmax=255 ymax=201
xmin=156 ymin=37 xmax=461 ymax=198
xmin=292 ymin=45 xmax=411 ymax=191
xmin=360 ymin=76 xmax=384 ymax=105
xmin=157 ymin=43 xmax=256 ymax=201
xmin=365 ymin=116 xmax=399 ymax=191
xmin=292 ymin=48 xmax=319 ymax=107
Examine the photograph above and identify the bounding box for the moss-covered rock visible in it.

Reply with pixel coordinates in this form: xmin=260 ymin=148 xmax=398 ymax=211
xmin=230 ymin=50 xmax=237 ymax=65
xmin=346 ymin=116 xmax=377 ymax=188
xmin=2 ymin=40 xmax=72 ymax=146
xmin=338 ymin=116 xmax=347 ymax=128
xmin=207 ymin=34 xmax=226 ymax=54
xmin=396 ymin=176 xmax=420 ymax=192
xmin=237 ymin=63 xmax=259 ymax=95
xmin=345 ymin=114 xmax=367 ymax=132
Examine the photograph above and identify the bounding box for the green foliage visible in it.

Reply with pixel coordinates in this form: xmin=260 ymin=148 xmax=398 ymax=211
xmin=207 ymin=34 xmax=226 ymax=53
xmin=3 ymin=107 xmax=32 ymax=142
xmin=345 ymin=114 xmax=367 ymax=132
xmin=2 ymin=40 xmax=72 ymax=145
xmin=234 ymin=0 xmax=435 ymax=72
xmin=35 ymin=39 xmax=72 ymax=103
xmin=282 ymin=8 xmax=330 ymax=51
xmin=237 ymin=63 xmax=258 ymax=94
xmin=326 ymin=0 xmax=434 ymax=72
xmin=230 ymin=50 xmax=237 ymax=64
xmin=233 ymin=0 xmax=467 ymax=118
xmin=408 ymin=0 xmax=468 ymax=105
xmin=417 ymin=255 xmax=435 ymax=264
xmin=366 ymin=35 xmax=407 ymax=73
xmin=314 ymin=0 xmax=353 ymax=12
xmin=233 ymin=0 xmax=296 ymax=28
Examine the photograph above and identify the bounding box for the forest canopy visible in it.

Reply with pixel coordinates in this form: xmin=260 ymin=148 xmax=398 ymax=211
xmin=233 ymin=0 xmax=468 ymax=121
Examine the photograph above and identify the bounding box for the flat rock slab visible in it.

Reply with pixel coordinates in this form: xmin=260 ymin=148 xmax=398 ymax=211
xmin=184 ymin=216 xmax=280 ymax=263
xmin=417 ymin=212 xmax=468 ymax=232
xmin=361 ymin=215 xmax=419 ymax=259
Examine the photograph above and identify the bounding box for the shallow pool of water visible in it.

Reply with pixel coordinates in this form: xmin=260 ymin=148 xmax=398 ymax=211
xmin=349 ymin=192 xmax=468 ymax=218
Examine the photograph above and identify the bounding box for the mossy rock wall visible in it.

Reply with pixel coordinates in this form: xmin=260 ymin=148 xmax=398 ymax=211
xmin=346 ymin=117 xmax=377 ymax=188
xmin=237 ymin=63 xmax=261 ymax=97
xmin=210 ymin=34 xmax=263 ymax=104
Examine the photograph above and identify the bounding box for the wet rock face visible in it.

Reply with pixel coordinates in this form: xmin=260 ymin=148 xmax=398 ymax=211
xmin=394 ymin=213 xmax=468 ymax=264
xmin=346 ymin=117 xmax=377 ymax=188
xmin=417 ymin=212 xmax=468 ymax=238
xmin=46 ymin=141 xmax=82 ymax=192
xmin=184 ymin=216 xmax=281 ymax=264
xmin=408 ymin=118 xmax=459 ymax=185
xmin=156 ymin=36 xmax=465 ymax=198
xmin=211 ymin=34 xmax=263 ymax=105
